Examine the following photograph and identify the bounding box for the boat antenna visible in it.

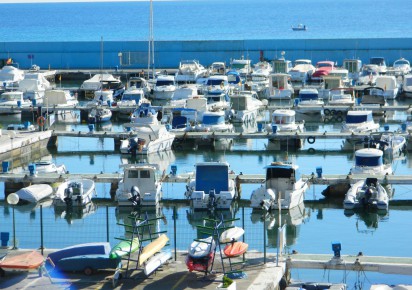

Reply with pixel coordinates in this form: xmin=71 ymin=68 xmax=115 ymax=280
xmin=100 ymin=36 xmax=104 ymax=75
xmin=148 ymin=0 xmax=155 ymax=81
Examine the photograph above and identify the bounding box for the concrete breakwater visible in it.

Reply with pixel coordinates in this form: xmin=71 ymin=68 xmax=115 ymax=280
xmin=1 ymin=38 xmax=412 ymax=70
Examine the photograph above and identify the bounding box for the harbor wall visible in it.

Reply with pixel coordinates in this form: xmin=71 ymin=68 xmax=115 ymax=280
xmin=1 ymin=38 xmax=412 ymax=70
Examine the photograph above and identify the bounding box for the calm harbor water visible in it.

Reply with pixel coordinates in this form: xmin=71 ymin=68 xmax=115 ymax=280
xmin=1 ymin=0 xmax=412 ymax=41
xmin=0 ymin=101 xmax=412 ymax=287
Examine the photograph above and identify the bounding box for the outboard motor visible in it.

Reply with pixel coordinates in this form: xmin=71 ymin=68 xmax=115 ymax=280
xmin=129 ymin=186 xmax=141 ymax=207
xmin=207 ymin=189 xmax=217 ymax=212
xmin=64 ymin=187 xmax=73 ymax=206
xmin=128 ymin=138 xmax=138 ymax=156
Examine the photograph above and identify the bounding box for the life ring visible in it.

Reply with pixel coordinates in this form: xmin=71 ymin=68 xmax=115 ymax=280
xmin=307 ymin=136 xmax=316 ymax=144
xmin=330 ymin=109 xmax=337 ymax=116
xmin=336 ymin=116 xmax=343 ymax=123
xmin=37 ymin=116 xmax=45 ymax=127
xmin=308 ymin=148 xmax=316 ymax=154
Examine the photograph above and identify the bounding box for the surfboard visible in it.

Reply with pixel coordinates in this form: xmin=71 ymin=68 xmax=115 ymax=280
xmin=139 ymin=234 xmax=169 ymax=266
xmin=109 ymin=237 xmax=140 ymax=259
xmin=219 ymin=227 xmax=245 ymax=243
xmin=188 ymin=236 xmax=216 ymax=258
xmin=0 ymin=251 xmax=44 ymax=270
xmin=143 ymin=250 xmax=172 ymax=276
xmin=223 ymin=241 xmax=248 ymax=257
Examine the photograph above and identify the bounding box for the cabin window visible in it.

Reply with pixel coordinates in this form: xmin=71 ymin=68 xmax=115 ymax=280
xmin=405 ymin=78 xmax=412 ymax=86
xmin=156 ymin=80 xmax=174 ymax=86
xmin=299 ymin=93 xmax=318 ymax=100
xmin=128 ymin=170 xmax=139 ymax=178
xmin=346 ymin=114 xmax=368 ymax=123
xmin=355 ymin=156 xmax=382 ymax=167
xmin=266 ymin=167 xmax=295 ymax=179
xmin=140 ymin=170 xmax=151 ymax=178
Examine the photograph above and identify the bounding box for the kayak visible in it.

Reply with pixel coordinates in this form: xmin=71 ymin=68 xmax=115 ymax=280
xmin=224 ymin=241 xmax=248 ymax=257
xmin=139 ymin=234 xmax=169 ymax=266
xmin=188 ymin=236 xmax=216 ymax=258
xmin=220 ymin=227 xmax=245 ymax=243
xmin=109 ymin=237 xmax=140 ymax=259
xmin=143 ymin=250 xmax=172 ymax=276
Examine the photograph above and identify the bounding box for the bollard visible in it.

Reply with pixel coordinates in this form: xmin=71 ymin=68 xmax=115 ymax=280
xmin=171 ymin=165 xmax=177 ymax=175
xmin=257 ymin=123 xmax=263 ymax=132
xmin=24 ymin=121 xmax=31 ymax=129
xmin=88 ymin=124 xmax=94 ymax=132
xmin=0 ymin=232 xmax=9 ymax=247
xmin=107 ymin=100 xmax=111 ymax=107
xmin=2 ymin=161 xmax=10 ymax=173
xmin=272 ymin=125 xmax=277 ymax=134
xmin=17 ymin=100 xmax=21 ymax=108
xmin=401 ymin=123 xmax=407 ymax=132
xmin=384 ymin=124 xmax=389 ymax=131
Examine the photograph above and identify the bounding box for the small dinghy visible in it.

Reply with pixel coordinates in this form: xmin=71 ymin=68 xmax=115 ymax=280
xmin=14 ymin=184 xmax=53 ymax=203
xmin=54 ymin=178 xmax=96 ymax=207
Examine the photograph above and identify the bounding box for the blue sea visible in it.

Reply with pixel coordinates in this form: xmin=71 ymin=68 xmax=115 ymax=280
xmin=1 ymin=0 xmax=412 ymax=287
xmin=0 ymin=0 xmax=412 ymax=41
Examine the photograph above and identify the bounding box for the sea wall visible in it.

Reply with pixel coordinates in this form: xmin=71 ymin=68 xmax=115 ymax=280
xmin=1 ymin=38 xmax=412 ymax=70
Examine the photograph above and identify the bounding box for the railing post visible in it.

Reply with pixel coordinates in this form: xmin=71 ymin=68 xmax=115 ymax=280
xmin=106 ymin=206 xmax=109 ymax=242
xmin=242 ymin=206 xmax=245 ymax=262
xmin=40 ymin=205 xmax=44 ymax=255
xmin=263 ymin=215 xmax=266 ymax=264
xmin=173 ymin=206 xmax=177 ymax=261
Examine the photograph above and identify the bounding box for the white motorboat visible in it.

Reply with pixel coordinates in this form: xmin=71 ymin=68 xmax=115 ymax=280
xmin=166 ymin=84 xmax=198 ymax=109
xmin=229 ymin=90 xmax=262 ymax=123
xmin=272 ymin=55 xmax=293 ymax=74
xmin=208 ymin=62 xmax=226 ymax=76
xmin=0 ymin=65 xmax=25 ymax=90
xmin=250 ymin=161 xmax=308 ymax=210
xmin=392 ymin=57 xmax=411 ymax=76
xmin=54 ymin=179 xmax=96 ymax=207
xmin=266 ymin=73 xmax=294 ymax=100
xmin=87 ymin=89 xmax=115 ymax=107
xmin=18 ymin=71 xmax=51 ymax=104
xmin=402 ymin=74 xmax=412 ymax=97
xmin=115 ymin=163 xmax=163 ymax=207
xmin=343 ymin=178 xmax=389 ymax=211
xmin=116 ymin=86 xmax=150 ymax=120
xmin=341 ymin=110 xmax=379 ymax=134
xmin=327 ymin=88 xmax=355 ymax=106
xmin=295 ymin=88 xmax=324 ymax=114
xmin=153 ymin=75 xmax=176 ymax=100
xmin=266 ymin=109 xmax=304 ymax=133
xmin=205 ymin=92 xmax=231 ymax=112
xmin=288 ymin=59 xmax=315 ymax=83
xmin=180 ymin=95 xmax=208 ymax=123
xmin=44 ymin=89 xmax=79 ymax=117
xmin=375 ymin=76 xmax=399 ymax=99
xmin=185 ymin=161 xmax=237 ymax=210
xmin=28 ymin=160 xmax=67 ymax=175
xmin=367 ymin=131 xmax=406 ymax=160
xmin=14 ymin=184 xmax=54 ymax=204
xmin=357 ymin=64 xmax=379 ymax=86
xmin=175 ymin=60 xmax=208 ymax=83
xmin=369 ymin=57 xmax=387 ymax=75
xmin=230 ymin=57 xmax=252 ymax=80
xmin=80 ymin=73 xmax=124 ymax=100
xmin=129 ymin=104 xmax=160 ymax=126
xmin=0 ymin=91 xmax=31 ymax=113
xmin=343 ymin=59 xmax=362 ymax=83
xmin=202 ymin=75 xmax=230 ymax=95
xmin=226 ymin=70 xmax=243 ymax=92
xmin=128 ymin=76 xmax=151 ymax=97
xmin=291 ymin=24 xmax=307 ymax=31
xmin=350 ymin=148 xmax=393 ymax=175
xmin=360 ymin=87 xmax=388 ymax=114
xmin=193 ymin=111 xmax=233 ymax=133
xmin=250 ymin=61 xmax=272 ymax=94
xmin=88 ymin=107 xmax=112 ymax=123
xmin=120 ymin=124 xmax=175 ymax=155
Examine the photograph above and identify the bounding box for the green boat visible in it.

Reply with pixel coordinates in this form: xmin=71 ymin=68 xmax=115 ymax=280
xmin=109 ymin=237 xmax=140 ymax=259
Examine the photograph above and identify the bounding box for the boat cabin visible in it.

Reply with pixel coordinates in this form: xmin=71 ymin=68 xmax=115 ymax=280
xmin=343 ymin=59 xmax=362 ymax=80
xmin=121 ymin=164 xmax=160 ymax=195
xmin=265 ymin=162 xmax=300 ymax=192
xmin=230 ymin=91 xmax=259 ymax=111
xmin=270 ymin=73 xmax=291 ymax=90
xmin=298 ymin=88 xmax=319 ymax=101
xmin=271 ymin=109 xmax=296 ymax=125
xmin=272 ymin=58 xmax=292 ymax=74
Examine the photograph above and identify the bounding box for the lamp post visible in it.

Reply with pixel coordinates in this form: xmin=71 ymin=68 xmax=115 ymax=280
xmin=7 ymin=193 xmax=19 ymax=249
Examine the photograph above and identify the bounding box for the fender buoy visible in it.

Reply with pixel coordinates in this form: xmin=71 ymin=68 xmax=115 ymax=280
xmin=307 ymin=136 xmax=315 ymax=144
xmin=330 ymin=109 xmax=337 ymax=115
xmin=37 ymin=116 xmax=45 ymax=127
xmin=308 ymin=148 xmax=316 ymax=154
xmin=336 ymin=116 xmax=343 ymax=123
xmin=324 ymin=108 xmax=330 ymax=116
xmin=324 ymin=117 xmax=330 ymax=124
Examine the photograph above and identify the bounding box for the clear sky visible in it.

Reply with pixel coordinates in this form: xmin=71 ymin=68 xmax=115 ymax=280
xmin=0 ymin=0 xmax=152 ymax=3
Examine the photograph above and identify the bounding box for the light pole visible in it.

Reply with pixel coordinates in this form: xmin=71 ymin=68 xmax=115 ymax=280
xmin=7 ymin=193 xmax=19 ymax=249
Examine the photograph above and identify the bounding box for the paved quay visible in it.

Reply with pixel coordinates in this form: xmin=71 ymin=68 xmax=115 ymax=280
xmin=0 ymin=249 xmax=284 ymax=290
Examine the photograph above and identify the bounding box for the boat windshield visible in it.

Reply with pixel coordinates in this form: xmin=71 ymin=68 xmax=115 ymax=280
xmin=273 ymin=115 xmax=293 ymax=124
xmin=405 ymin=78 xmax=412 ymax=86
xmin=346 ymin=114 xmax=370 ymax=123
xmin=156 ymin=80 xmax=174 ymax=86
xmin=370 ymin=58 xmax=385 ymax=66
xmin=203 ymin=115 xmax=224 ymax=125
xmin=130 ymin=80 xmax=144 ymax=88
xmin=395 ymin=60 xmax=409 ymax=65
xmin=227 ymin=74 xmax=241 ymax=84
xmin=355 ymin=155 xmax=382 ymax=167
xmin=122 ymin=93 xmax=142 ymax=102
xmin=266 ymin=166 xmax=297 ymax=180
xmin=317 ymin=63 xmax=333 ymax=68
xmin=231 ymin=63 xmax=247 ymax=69
xmin=207 ymin=79 xmax=227 ymax=86
xmin=299 ymin=93 xmax=318 ymax=100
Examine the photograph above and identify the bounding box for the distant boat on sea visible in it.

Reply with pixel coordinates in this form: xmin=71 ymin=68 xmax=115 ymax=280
xmin=292 ymin=24 xmax=307 ymax=31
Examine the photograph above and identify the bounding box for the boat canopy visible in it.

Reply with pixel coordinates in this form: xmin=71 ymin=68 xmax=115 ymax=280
xmin=172 ymin=115 xmax=188 ymax=129
xmin=355 ymin=154 xmax=383 ymax=167
xmin=195 ymin=163 xmax=229 ymax=193
xmin=299 ymin=92 xmax=318 ymax=100
xmin=202 ymin=114 xmax=225 ymax=125
xmin=265 ymin=164 xmax=299 ymax=180
xmin=227 ymin=71 xmax=241 ymax=84
xmin=122 ymin=92 xmax=143 ymax=102
xmin=206 ymin=78 xmax=228 ymax=86
xmin=345 ymin=112 xmax=372 ymax=123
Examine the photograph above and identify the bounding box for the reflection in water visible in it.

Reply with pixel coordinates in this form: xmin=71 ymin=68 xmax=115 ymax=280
xmin=120 ymin=150 xmax=176 ymax=173
xmin=251 ymin=203 xmax=308 ymax=248
xmin=53 ymin=202 xmax=97 ymax=224
xmin=344 ymin=208 xmax=389 ymax=233
xmin=14 ymin=199 xmax=54 ymax=220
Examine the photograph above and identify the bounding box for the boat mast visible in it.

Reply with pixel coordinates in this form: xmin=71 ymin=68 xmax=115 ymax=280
xmin=147 ymin=0 xmax=155 ymax=80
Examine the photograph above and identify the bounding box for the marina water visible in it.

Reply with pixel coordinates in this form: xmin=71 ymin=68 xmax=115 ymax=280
xmin=1 ymin=0 xmax=412 ymax=287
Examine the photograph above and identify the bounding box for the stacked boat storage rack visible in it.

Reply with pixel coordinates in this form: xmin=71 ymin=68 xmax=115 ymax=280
xmin=113 ymin=211 xmax=170 ymax=287
xmin=195 ymin=215 xmax=247 ymax=278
